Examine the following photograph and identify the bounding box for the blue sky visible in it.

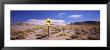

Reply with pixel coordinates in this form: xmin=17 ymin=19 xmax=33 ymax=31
xmin=11 ymin=10 xmax=100 ymax=24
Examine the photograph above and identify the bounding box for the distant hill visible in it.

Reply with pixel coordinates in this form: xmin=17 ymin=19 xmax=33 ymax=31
xmin=70 ymin=21 xmax=100 ymax=25
xmin=11 ymin=22 xmax=32 ymax=26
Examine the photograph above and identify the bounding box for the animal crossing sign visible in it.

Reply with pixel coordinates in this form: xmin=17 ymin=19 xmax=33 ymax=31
xmin=44 ymin=18 xmax=52 ymax=37
xmin=44 ymin=18 xmax=52 ymax=26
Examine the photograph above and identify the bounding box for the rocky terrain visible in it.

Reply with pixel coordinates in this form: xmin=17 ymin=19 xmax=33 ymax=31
xmin=11 ymin=21 xmax=100 ymax=40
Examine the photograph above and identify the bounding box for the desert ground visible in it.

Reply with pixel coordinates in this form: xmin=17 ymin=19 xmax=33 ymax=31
xmin=11 ymin=23 xmax=100 ymax=40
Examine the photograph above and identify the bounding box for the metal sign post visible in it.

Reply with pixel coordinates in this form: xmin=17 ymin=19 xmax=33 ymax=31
xmin=48 ymin=25 xmax=49 ymax=37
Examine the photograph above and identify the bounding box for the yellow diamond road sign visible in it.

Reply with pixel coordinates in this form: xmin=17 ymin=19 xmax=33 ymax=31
xmin=44 ymin=18 xmax=52 ymax=26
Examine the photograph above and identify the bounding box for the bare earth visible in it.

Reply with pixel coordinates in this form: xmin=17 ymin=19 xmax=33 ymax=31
xmin=11 ymin=24 xmax=100 ymax=40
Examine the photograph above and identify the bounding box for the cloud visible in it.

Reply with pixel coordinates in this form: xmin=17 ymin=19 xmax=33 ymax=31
xmin=25 ymin=19 xmax=45 ymax=25
xmin=27 ymin=19 xmax=41 ymax=22
xmin=57 ymin=13 xmax=65 ymax=17
xmin=24 ymin=19 xmax=66 ymax=25
xmin=68 ymin=14 xmax=82 ymax=19
xmin=52 ymin=20 xmax=66 ymax=25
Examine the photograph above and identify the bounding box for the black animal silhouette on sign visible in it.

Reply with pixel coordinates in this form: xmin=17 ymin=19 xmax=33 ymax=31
xmin=47 ymin=21 xmax=50 ymax=23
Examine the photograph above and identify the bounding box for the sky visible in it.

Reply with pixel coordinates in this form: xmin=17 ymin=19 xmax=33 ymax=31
xmin=11 ymin=10 xmax=100 ymax=25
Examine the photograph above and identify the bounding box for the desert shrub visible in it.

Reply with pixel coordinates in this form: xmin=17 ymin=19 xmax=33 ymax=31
xmin=34 ymin=25 xmax=43 ymax=29
xmin=11 ymin=31 xmax=27 ymax=40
